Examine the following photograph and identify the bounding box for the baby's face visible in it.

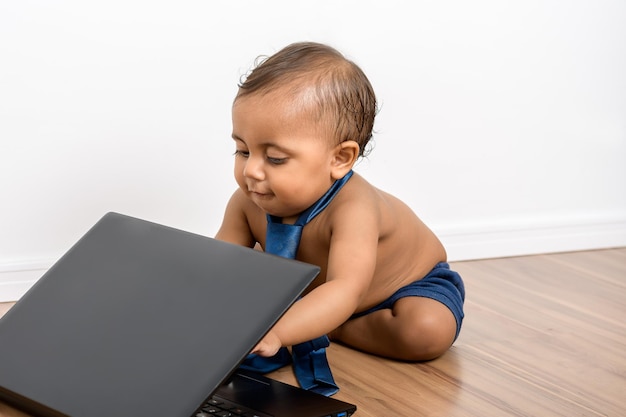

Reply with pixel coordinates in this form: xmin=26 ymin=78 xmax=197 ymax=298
xmin=231 ymin=92 xmax=338 ymax=223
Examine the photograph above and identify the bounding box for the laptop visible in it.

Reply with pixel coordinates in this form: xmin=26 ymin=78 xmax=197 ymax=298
xmin=0 ymin=212 xmax=356 ymax=417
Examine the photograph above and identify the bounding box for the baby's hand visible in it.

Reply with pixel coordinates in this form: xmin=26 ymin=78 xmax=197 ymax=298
xmin=251 ymin=330 xmax=282 ymax=357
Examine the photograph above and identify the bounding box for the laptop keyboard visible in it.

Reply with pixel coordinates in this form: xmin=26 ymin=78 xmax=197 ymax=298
xmin=194 ymin=396 xmax=272 ymax=417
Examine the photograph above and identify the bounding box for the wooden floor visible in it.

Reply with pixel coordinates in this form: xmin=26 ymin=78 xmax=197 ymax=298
xmin=1 ymin=248 xmax=625 ymax=416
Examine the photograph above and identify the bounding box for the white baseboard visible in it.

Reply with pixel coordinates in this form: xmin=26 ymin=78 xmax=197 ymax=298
xmin=0 ymin=260 xmax=53 ymax=303
xmin=2 ymin=215 xmax=625 ymax=302
xmin=438 ymin=214 xmax=626 ymax=261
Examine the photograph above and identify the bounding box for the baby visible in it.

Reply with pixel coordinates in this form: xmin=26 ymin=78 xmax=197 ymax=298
xmin=216 ymin=42 xmax=465 ymax=367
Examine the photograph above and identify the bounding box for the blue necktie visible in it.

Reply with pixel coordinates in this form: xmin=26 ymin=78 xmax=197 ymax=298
xmin=240 ymin=170 xmax=353 ymax=397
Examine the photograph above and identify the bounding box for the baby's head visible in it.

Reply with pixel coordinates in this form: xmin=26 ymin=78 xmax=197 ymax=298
xmin=234 ymin=42 xmax=377 ymax=157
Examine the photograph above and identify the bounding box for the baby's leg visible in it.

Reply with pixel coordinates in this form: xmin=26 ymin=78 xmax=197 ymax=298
xmin=331 ymin=297 xmax=457 ymax=361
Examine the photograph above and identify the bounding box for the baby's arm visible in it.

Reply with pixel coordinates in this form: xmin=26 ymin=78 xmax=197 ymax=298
xmin=215 ymin=189 xmax=256 ymax=247
xmin=254 ymin=205 xmax=379 ymax=354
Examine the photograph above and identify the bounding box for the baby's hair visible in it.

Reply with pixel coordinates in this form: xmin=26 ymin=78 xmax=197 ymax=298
xmin=236 ymin=42 xmax=377 ymax=157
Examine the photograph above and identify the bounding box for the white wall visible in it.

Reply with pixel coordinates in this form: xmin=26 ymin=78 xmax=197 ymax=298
xmin=2 ymin=0 xmax=625 ymax=301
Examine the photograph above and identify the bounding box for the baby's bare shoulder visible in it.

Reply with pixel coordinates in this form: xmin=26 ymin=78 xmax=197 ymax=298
xmin=340 ymin=174 xmax=417 ymax=222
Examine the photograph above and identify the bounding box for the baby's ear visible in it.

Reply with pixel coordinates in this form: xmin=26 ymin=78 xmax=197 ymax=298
xmin=331 ymin=140 xmax=359 ymax=179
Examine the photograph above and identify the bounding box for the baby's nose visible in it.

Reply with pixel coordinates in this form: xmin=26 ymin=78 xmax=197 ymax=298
xmin=243 ymin=156 xmax=265 ymax=180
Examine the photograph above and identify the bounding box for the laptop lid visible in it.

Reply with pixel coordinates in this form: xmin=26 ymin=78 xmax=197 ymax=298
xmin=0 ymin=212 xmax=322 ymax=417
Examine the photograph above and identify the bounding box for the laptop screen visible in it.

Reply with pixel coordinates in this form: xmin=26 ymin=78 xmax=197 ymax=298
xmin=0 ymin=212 xmax=320 ymax=417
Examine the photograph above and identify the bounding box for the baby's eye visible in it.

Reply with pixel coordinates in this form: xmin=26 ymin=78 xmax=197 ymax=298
xmin=234 ymin=149 xmax=249 ymax=158
xmin=267 ymin=156 xmax=287 ymax=165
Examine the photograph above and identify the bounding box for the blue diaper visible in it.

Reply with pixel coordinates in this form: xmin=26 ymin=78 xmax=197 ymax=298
xmin=351 ymin=262 xmax=465 ymax=339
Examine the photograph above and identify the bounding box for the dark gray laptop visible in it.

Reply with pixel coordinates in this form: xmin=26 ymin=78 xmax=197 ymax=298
xmin=0 ymin=212 xmax=356 ymax=417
